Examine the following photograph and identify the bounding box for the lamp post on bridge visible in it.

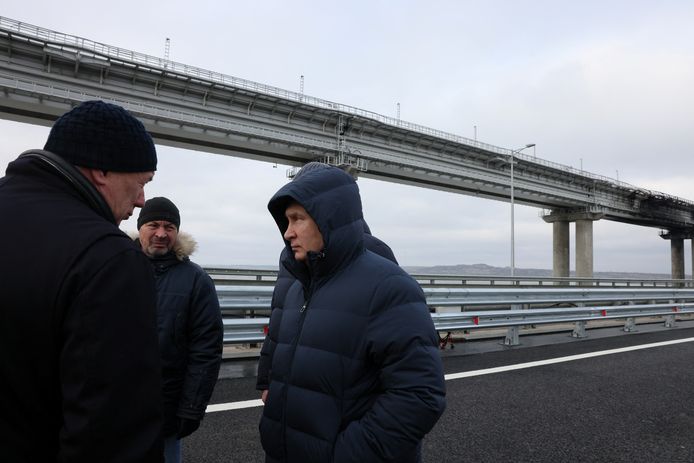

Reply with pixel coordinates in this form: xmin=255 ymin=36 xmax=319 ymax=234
xmin=510 ymin=143 xmax=535 ymax=277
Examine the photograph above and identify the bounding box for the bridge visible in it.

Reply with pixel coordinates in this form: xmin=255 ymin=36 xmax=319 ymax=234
xmin=1 ymin=15 xmax=694 ymax=279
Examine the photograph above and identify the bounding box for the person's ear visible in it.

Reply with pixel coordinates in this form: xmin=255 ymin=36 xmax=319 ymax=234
xmin=77 ymin=167 xmax=109 ymax=188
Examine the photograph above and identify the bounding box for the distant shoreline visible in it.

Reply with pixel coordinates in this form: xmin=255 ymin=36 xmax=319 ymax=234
xmin=402 ymin=263 xmax=680 ymax=279
xmin=202 ymin=263 xmax=683 ymax=279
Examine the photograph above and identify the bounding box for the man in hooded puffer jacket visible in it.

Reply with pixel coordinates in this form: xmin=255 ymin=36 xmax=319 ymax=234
xmin=256 ymin=162 xmax=399 ymax=400
xmin=135 ymin=197 xmax=223 ymax=463
xmin=260 ymin=165 xmax=446 ymax=463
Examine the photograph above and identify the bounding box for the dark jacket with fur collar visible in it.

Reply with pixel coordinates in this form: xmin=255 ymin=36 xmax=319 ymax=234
xmin=134 ymin=231 xmax=223 ymax=436
xmin=260 ymin=166 xmax=446 ymax=463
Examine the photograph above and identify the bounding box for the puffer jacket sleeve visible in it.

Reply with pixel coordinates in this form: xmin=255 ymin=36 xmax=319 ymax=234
xmin=333 ymin=274 xmax=446 ymax=463
xmin=60 ymin=243 xmax=163 ymax=462
xmin=177 ymin=270 xmax=223 ymax=420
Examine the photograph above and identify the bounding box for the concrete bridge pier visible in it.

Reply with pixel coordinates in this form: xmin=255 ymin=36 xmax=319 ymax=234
xmin=551 ymin=221 xmax=570 ymax=278
xmin=543 ymin=210 xmax=605 ymax=281
xmin=659 ymin=229 xmax=693 ymax=284
xmin=575 ymin=219 xmax=595 ymax=279
xmin=671 ymin=238 xmax=685 ymax=281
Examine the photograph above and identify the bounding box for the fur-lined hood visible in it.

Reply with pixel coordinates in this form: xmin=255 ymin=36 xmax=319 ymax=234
xmin=128 ymin=230 xmax=198 ymax=261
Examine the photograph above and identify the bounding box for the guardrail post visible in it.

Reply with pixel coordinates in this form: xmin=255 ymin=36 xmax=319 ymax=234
xmin=623 ymin=302 xmax=636 ymax=332
xmin=623 ymin=317 xmax=636 ymax=332
xmin=503 ymin=304 xmax=521 ymax=346
xmin=571 ymin=321 xmax=587 ymax=338
xmin=571 ymin=303 xmax=587 ymax=338
xmin=664 ymin=299 xmax=677 ymax=328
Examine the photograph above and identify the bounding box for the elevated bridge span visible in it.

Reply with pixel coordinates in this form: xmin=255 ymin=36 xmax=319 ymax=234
xmin=1 ymin=16 xmax=693 ymax=278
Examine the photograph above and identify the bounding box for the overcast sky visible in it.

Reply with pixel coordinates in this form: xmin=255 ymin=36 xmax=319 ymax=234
xmin=2 ymin=1 xmax=694 ymax=274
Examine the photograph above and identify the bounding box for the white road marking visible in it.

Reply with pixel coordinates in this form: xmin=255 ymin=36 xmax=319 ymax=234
xmin=207 ymin=398 xmax=264 ymax=413
xmin=444 ymin=336 xmax=694 ymax=380
xmin=206 ymin=336 xmax=694 ymax=413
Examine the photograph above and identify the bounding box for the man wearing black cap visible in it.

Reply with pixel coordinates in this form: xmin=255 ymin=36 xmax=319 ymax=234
xmin=136 ymin=197 xmax=223 ymax=463
xmin=0 ymin=100 xmax=164 ymax=462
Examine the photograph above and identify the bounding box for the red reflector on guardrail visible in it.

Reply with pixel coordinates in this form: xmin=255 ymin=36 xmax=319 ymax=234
xmin=601 ymin=309 xmax=607 ymax=316
xmin=473 ymin=316 xmax=479 ymax=325
xmin=263 ymin=326 xmax=269 ymax=335
xmin=673 ymin=307 xmax=680 ymax=312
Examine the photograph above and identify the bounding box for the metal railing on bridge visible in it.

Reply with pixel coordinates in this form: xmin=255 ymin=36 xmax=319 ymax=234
xmin=210 ymin=267 xmax=694 ymax=348
xmin=207 ymin=267 xmax=693 ymax=289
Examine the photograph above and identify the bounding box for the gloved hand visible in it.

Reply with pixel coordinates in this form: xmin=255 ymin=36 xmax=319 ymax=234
xmin=176 ymin=418 xmax=200 ymax=439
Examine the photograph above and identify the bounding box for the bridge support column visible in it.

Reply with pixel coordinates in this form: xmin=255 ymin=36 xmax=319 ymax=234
xmin=552 ymin=221 xmax=570 ymax=279
xmin=660 ymin=229 xmax=693 ymax=286
xmin=671 ymin=238 xmax=685 ymax=280
xmin=576 ymin=219 xmax=594 ymax=279
xmin=543 ymin=209 xmax=604 ymax=284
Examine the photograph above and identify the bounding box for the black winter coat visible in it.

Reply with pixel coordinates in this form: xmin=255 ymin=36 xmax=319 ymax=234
xmin=256 ymin=226 xmax=398 ymax=391
xmin=138 ymin=233 xmax=223 ymax=436
xmin=0 ymin=155 xmax=163 ymax=462
xmin=260 ymin=166 xmax=446 ymax=463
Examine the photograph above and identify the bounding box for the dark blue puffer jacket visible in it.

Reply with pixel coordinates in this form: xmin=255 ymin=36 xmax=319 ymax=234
xmin=259 ymin=166 xmax=446 ymax=463
xmin=256 ymin=224 xmax=397 ymax=391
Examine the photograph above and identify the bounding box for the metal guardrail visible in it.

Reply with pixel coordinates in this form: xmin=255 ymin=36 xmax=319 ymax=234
xmin=207 ymin=267 xmax=692 ymax=289
xmin=422 ymin=287 xmax=694 ymax=306
xmin=214 ymin=269 xmax=694 ymax=346
xmin=410 ymin=274 xmax=694 ymax=288
xmin=222 ymin=301 xmax=693 ymax=347
xmin=431 ymin=303 xmax=694 ymax=330
xmin=432 ymin=302 xmax=692 ymax=346
xmin=222 ymin=318 xmax=269 ymax=344
xmin=216 ymin=285 xmax=694 ymax=313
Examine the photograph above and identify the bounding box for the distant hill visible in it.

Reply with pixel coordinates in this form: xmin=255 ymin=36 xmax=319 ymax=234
xmin=402 ymin=263 xmax=682 ymax=280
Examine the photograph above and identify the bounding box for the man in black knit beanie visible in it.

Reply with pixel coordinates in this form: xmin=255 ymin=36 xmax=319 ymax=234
xmin=0 ymin=100 xmax=164 ymax=462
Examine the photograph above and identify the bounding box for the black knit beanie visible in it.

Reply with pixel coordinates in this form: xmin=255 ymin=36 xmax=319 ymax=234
xmin=44 ymin=100 xmax=157 ymax=172
xmin=137 ymin=197 xmax=180 ymax=230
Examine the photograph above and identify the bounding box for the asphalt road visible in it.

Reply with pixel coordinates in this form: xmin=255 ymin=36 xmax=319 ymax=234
xmin=184 ymin=322 xmax=694 ymax=462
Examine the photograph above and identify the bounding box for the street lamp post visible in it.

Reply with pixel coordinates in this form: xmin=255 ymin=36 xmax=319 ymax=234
xmin=510 ymin=143 xmax=535 ymax=278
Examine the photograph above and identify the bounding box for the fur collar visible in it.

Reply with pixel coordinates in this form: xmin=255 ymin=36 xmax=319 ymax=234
xmin=129 ymin=230 xmax=198 ymax=261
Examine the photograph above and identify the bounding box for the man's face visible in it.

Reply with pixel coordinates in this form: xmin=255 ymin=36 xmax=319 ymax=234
xmin=139 ymin=220 xmax=178 ymax=257
xmin=284 ymin=202 xmax=324 ymax=262
xmin=100 ymin=171 xmax=155 ymax=225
